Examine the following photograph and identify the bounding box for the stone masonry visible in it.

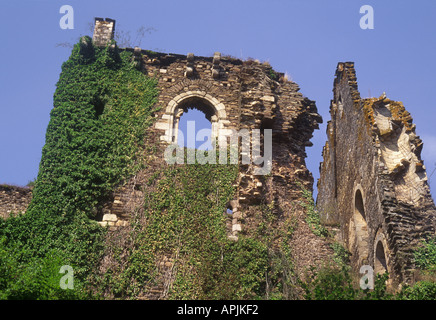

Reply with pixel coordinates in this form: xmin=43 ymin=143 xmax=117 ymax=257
xmin=91 ymin=18 xmax=333 ymax=290
xmin=0 ymin=184 xmax=32 ymax=219
xmin=2 ymin=15 xmax=435 ymax=301
xmin=316 ymin=62 xmax=436 ymax=286
xmin=4 ymin=19 xmax=433 ymax=295
xmin=92 ymin=18 xmax=116 ymax=47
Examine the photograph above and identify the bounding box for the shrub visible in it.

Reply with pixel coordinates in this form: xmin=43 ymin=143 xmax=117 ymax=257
xmin=398 ymin=281 xmax=436 ymax=300
xmin=414 ymin=236 xmax=436 ymax=271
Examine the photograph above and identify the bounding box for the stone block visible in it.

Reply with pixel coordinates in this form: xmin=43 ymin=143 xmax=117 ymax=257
xmin=232 ymin=224 xmax=242 ymax=232
xmin=229 ymin=200 xmax=238 ymax=209
xmin=155 ymin=121 xmax=170 ymax=130
xmin=232 ymin=211 xmax=241 ymax=219
xmin=228 ymin=235 xmax=238 ymax=241
xmin=103 ymin=214 xmax=118 ymax=222
xmin=261 ymin=95 xmax=276 ymax=102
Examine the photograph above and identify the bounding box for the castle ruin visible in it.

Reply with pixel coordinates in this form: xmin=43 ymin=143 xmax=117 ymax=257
xmin=91 ymin=18 xmax=331 ymax=290
xmin=1 ymin=18 xmax=435 ymax=295
xmin=316 ymin=62 xmax=436 ymax=285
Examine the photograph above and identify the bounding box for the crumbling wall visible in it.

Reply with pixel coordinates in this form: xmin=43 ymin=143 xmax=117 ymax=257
xmin=0 ymin=185 xmax=32 ymax=218
xmin=317 ymin=62 xmax=436 ymax=285
xmin=92 ymin=18 xmax=332 ymax=285
xmin=92 ymin=18 xmax=116 ymax=47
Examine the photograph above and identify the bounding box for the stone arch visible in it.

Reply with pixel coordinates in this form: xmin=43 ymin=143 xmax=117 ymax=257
xmin=155 ymin=90 xmax=228 ymax=144
xmin=349 ymin=186 xmax=370 ymax=265
xmin=374 ymin=229 xmax=389 ymax=275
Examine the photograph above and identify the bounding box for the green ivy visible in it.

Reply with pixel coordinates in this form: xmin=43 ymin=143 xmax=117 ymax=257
xmin=96 ymin=156 xmax=247 ymax=298
xmin=414 ymin=236 xmax=436 ymax=271
xmin=92 ymin=149 xmax=299 ymax=299
xmin=0 ymin=36 xmax=158 ymax=299
xmin=398 ymin=281 xmax=436 ymax=300
xmin=299 ymin=183 xmax=329 ymax=238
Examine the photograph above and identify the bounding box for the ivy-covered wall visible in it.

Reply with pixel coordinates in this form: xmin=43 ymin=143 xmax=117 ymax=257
xmin=2 ymin=32 xmax=435 ymax=301
xmin=0 ymin=36 xmax=302 ymax=300
xmin=0 ymin=36 xmax=159 ymax=299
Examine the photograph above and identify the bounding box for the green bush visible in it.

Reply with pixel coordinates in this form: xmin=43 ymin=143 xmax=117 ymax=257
xmin=302 ymin=265 xmax=357 ymax=300
xmin=394 ymin=236 xmax=436 ymax=300
xmin=302 ymin=263 xmax=393 ymax=300
xmin=398 ymin=281 xmax=436 ymax=300
xmin=414 ymin=237 xmax=436 ymax=271
xmin=0 ymin=236 xmax=84 ymax=299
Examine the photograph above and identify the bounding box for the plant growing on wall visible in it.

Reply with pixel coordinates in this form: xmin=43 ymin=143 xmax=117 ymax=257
xmin=0 ymin=36 xmax=158 ymax=299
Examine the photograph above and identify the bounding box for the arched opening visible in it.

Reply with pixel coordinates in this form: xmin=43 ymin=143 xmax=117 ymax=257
xmin=353 ymin=189 xmax=369 ymax=263
xmin=156 ymin=90 xmax=227 ymax=145
xmin=374 ymin=240 xmax=388 ymax=274
xmin=177 ymin=109 xmax=213 ymax=150
xmin=174 ymin=97 xmax=215 ymax=151
xmin=355 ymin=190 xmax=366 ymax=221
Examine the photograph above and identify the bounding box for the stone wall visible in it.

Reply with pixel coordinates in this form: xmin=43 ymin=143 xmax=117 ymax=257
xmin=317 ymin=62 xmax=436 ymax=286
xmin=92 ymin=17 xmax=115 ymax=47
xmin=0 ymin=185 xmax=32 ymax=218
xmin=92 ymin=18 xmax=332 ymax=286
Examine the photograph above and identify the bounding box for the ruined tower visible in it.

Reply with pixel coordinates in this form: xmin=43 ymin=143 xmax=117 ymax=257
xmin=91 ymin=18 xmax=333 ymax=289
xmin=316 ymin=62 xmax=436 ymax=285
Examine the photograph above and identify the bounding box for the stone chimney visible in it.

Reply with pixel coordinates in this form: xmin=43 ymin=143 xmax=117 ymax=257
xmin=92 ymin=18 xmax=116 ymax=47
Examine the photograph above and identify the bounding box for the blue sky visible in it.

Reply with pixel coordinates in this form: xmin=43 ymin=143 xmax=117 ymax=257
xmin=0 ymin=0 xmax=435 ymax=200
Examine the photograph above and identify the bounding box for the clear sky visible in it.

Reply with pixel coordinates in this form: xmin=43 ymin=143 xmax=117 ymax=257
xmin=1 ymin=0 xmax=435 ymax=200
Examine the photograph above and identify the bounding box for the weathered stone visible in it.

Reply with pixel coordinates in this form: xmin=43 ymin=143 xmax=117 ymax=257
xmin=92 ymin=18 xmax=115 ymax=47
xmin=316 ymin=62 xmax=436 ymax=287
xmin=0 ymin=185 xmax=32 ymax=219
xmin=232 ymin=211 xmax=241 ymax=219
xmin=232 ymin=224 xmax=242 ymax=232
xmin=91 ymin=17 xmax=335 ymax=297
xmin=115 ymin=220 xmax=125 ymax=227
xmin=229 ymin=200 xmax=238 ymax=209
xmin=103 ymin=214 xmax=118 ymax=222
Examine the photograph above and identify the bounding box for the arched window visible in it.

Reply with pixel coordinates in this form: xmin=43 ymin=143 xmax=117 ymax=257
xmin=177 ymin=108 xmax=213 ymax=151
xmin=374 ymin=240 xmax=388 ymax=274
xmin=353 ymin=189 xmax=369 ymax=263
xmin=156 ymin=90 xmax=227 ymax=145
xmin=172 ymin=97 xmax=218 ymax=149
xmin=355 ymin=190 xmax=366 ymax=221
